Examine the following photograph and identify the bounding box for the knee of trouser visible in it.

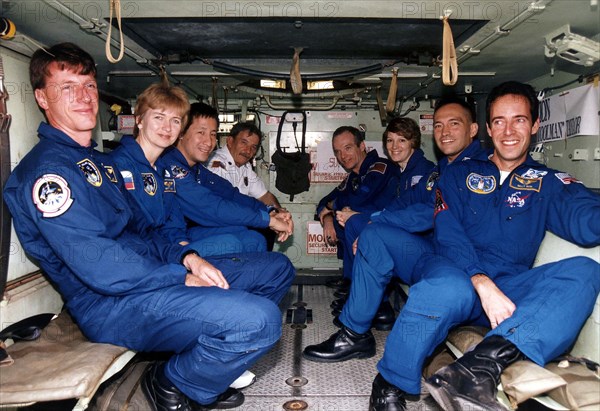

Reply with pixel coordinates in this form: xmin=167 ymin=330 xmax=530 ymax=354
xmin=236 ymin=298 xmax=282 ymax=346
xmin=568 ymin=256 xmax=600 ymax=293
xmin=413 ymin=268 xmax=477 ymax=309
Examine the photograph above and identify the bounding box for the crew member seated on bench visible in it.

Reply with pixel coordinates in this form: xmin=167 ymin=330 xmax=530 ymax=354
xmin=305 ymin=81 xmax=600 ymax=411
xmin=3 ymin=42 xmax=295 ymax=411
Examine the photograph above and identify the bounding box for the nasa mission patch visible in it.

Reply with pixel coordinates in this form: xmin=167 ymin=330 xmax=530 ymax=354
xmin=32 ymin=174 xmax=74 ymax=217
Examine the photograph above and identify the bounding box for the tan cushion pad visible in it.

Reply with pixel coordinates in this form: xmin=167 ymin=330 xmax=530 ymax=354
xmin=0 ymin=311 xmax=130 ymax=405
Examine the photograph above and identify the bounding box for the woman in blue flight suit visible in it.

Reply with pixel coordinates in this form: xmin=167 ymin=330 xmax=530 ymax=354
xmin=110 ymin=84 xmax=249 ymax=256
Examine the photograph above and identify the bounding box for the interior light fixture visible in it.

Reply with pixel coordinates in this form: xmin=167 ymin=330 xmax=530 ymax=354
xmin=260 ymin=79 xmax=287 ymax=89
xmin=307 ymin=80 xmax=335 ymax=90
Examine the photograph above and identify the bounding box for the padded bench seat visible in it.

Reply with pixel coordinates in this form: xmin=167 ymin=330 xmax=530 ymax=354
xmin=0 ymin=311 xmax=135 ymax=410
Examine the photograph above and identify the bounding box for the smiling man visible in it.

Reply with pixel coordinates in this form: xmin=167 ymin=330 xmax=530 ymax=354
xmin=208 ymin=122 xmax=288 ymax=250
xmin=161 ymin=103 xmax=293 ymax=254
xmin=316 ymin=126 xmax=400 ymax=285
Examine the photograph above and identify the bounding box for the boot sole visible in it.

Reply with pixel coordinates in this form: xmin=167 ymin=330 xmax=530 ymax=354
xmin=141 ymin=366 xmax=159 ymax=411
xmin=372 ymin=321 xmax=394 ymax=331
xmin=302 ymin=348 xmax=376 ymax=363
xmin=424 ymin=380 xmax=507 ymax=411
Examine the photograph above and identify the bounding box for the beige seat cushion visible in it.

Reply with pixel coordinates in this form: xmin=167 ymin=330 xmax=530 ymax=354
xmin=0 ymin=311 xmax=132 ymax=405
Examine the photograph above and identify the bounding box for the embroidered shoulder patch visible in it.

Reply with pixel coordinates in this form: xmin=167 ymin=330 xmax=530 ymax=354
xmin=142 ymin=173 xmax=157 ymax=196
xmin=170 ymin=165 xmax=189 ymax=179
xmin=368 ymin=162 xmax=387 ymax=174
xmin=466 ymin=173 xmax=496 ymax=194
xmin=32 ymin=174 xmax=74 ymax=217
xmin=211 ymin=160 xmax=226 ymax=169
xmin=555 ymin=172 xmax=582 ymax=184
xmin=434 ymin=188 xmax=448 ymax=217
xmin=103 ymin=165 xmax=118 ymax=183
xmin=521 ymin=168 xmax=548 ymax=179
xmin=120 ymin=171 xmax=135 ymax=190
xmin=77 ymin=159 xmax=102 ymax=187
xmin=164 ymin=178 xmax=176 ymax=193
xmin=426 ymin=171 xmax=439 ymax=191
xmin=509 ymin=174 xmax=542 ymax=192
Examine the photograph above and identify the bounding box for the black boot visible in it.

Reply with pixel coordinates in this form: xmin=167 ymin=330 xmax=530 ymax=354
xmin=143 ymin=362 xmax=193 ymax=411
xmin=425 ymin=335 xmax=524 ymax=411
xmin=371 ymin=301 xmax=395 ymax=331
xmin=326 ymin=277 xmax=351 ymax=290
xmin=303 ymin=326 xmax=375 ymax=362
xmin=330 ymin=297 xmax=346 ymax=312
xmin=191 ymin=388 xmax=245 ymax=410
xmin=369 ymin=373 xmax=407 ymax=411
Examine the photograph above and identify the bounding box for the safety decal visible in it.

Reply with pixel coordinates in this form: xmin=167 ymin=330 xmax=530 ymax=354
xmin=77 ymin=159 xmax=102 ymax=187
xmin=434 ymin=189 xmax=448 ymax=216
xmin=103 ymin=165 xmax=118 ymax=183
xmin=120 ymin=171 xmax=135 ymax=190
xmin=505 ymin=191 xmax=530 ymax=208
xmin=520 ymin=168 xmax=548 ymax=179
xmin=368 ymin=162 xmax=387 ymax=174
xmin=142 ymin=173 xmax=157 ymax=196
xmin=164 ymin=178 xmax=176 ymax=193
xmin=555 ymin=172 xmax=582 ymax=185
xmin=32 ymin=174 xmax=74 ymax=218
xmin=170 ymin=165 xmax=189 ymax=179
xmin=425 ymin=171 xmax=439 ymax=191
xmin=466 ymin=173 xmax=496 ymax=194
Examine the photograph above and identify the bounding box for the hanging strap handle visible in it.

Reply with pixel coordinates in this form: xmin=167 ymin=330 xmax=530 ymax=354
xmin=105 ymin=0 xmax=125 ymax=63
xmin=385 ymin=67 xmax=398 ymax=113
xmin=441 ymin=14 xmax=458 ymax=86
xmin=276 ymin=111 xmax=307 ymax=155
xmin=290 ymin=47 xmax=303 ymax=95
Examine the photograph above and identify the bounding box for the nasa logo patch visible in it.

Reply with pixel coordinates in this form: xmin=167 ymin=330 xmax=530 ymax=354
xmin=32 ymin=174 xmax=74 ymax=217
xmin=466 ymin=173 xmax=496 ymax=194
xmin=77 ymin=159 xmax=102 ymax=187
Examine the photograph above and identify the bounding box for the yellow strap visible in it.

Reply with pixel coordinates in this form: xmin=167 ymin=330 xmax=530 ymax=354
xmin=105 ymin=0 xmax=125 ymax=63
xmin=385 ymin=67 xmax=398 ymax=113
xmin=442 ymin=16 xmax=458 ymax=86
xmin=290 ymin=47 xmax=303 ymax=95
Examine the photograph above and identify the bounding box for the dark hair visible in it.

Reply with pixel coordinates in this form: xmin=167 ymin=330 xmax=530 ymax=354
xmin=486 ymin=81 xmax=539 ymax=126
xmin=230 ymin=121 xmax=263 ymax=142
xmin=182 ymin=102 xmax=219 ymax=134
xmin=133 ymin=83 xmax=190 ymax=137
xmin=29 ymin=42 xmax=96 ymax=91
xmin=332 ymin=126 xmax=364 ymax=146
xmin=383 ymin=117 xmax=421 ymax=150
xmin=434 ymin=95 xmax=476 ymax=123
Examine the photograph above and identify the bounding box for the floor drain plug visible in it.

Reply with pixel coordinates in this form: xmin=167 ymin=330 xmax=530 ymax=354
xmin=285 ymin=376 xmax=308 ymax=387
xmin=282 ymin=399 xmax=308 ymax=410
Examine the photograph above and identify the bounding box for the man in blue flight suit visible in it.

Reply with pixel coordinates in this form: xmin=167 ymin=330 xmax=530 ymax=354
xmin=161 ymin=103 xmax=293 ymax=253
xmin=423 ymin=81 xmax=599 ymax=411
xmin=317 ymin=126 xmax=400 ymax=291
xmin=305 ymin=96 xmax=485 ymax=346
xmin=3 ymin=43 xmax=295 ymax=411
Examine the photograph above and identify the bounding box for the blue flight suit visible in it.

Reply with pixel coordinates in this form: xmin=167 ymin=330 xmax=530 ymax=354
xmin=338 ymin=140 xmax=487 ymax=357
xmin=342 ymin=148 xmax=435 ymax=278
xmin=4 ymin=123 xmax=295 ymax=405
xmin=110 ymin=136 xmax=248 ymax=256
xmin=316 ymin=149 xmax=401 ymax=278
xmin=376 ymin=156 xmax=600 ymax=394
xmin=161 ymin=147 xmax=271 ymax=252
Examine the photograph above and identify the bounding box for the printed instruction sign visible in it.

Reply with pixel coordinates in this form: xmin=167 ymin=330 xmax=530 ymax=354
xmin=536 ymin=83 xmax=599 ymax=143
xmin=306 ymin=221 xmax=337 ymax=255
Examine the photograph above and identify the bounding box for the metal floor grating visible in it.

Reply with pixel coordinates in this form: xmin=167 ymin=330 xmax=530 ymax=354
xmin=234 ymin=284 xmax=442 ymax=411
